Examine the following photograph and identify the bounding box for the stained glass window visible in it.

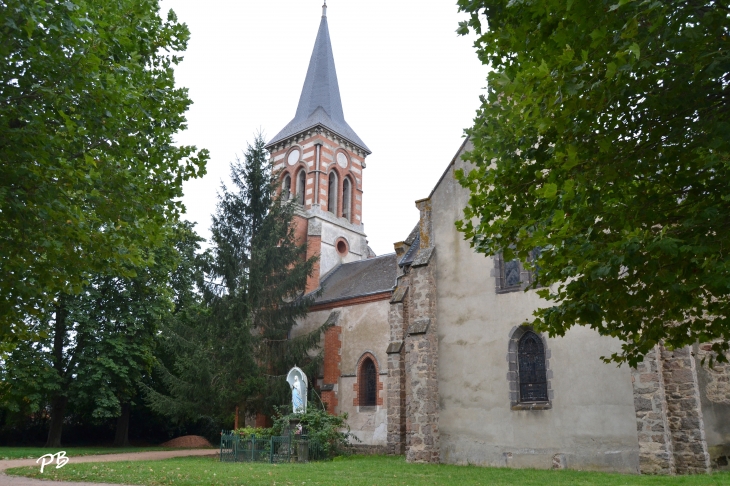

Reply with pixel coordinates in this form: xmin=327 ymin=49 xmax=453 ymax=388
xmin=503 ymin=259 xmax=521 ymax=288
xmin=518 ymin=331 xmax=548 ymax=402
xmin=360 ymin=358 xmax=377 ymax=406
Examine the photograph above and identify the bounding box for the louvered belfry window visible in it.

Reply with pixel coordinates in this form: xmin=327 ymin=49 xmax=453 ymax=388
xmin=518 ymin=331 xmax=548 ymax=402
xmin=359 ymin=358 xmax=377 ymax=407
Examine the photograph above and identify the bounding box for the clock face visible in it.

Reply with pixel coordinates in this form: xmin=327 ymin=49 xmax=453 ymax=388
xmin=336 ymin=152 xmax=348 ymax=169
xmin=287 ymin=149 xmax=300 ymax=166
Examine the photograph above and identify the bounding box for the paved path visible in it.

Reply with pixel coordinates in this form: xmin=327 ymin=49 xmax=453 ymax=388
xmin=0 ymin=449 xmax=217 ymax=486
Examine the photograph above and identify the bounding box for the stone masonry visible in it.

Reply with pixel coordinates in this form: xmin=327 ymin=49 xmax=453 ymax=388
xmin=402 ymin=198 xmax=439 ymax=464
xmin=386 ymin=281 xmax=408 ymax=455
xmin=631 ymin=345 xmax=675 ymax=474
xmin=632 ymin=344 xmax=711 ymax=474
xmin=696 ymin=342 xmax=730 ymax=469
xmin=661 ymin=346 xmax=712 ymax=474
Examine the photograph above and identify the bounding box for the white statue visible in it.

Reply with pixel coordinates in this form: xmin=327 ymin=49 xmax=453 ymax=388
xmin=286 ymin=366 xmax=307 ymax=414
xmin=292 ymin=376 xmax=304 ymax=413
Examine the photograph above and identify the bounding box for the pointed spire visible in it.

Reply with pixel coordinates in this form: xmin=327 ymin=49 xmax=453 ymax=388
xmin=266 ymin=3 xmax=370 ymax=153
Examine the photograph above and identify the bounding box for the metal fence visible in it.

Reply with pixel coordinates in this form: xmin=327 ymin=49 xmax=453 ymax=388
xmin=220 ymin=431 xmax=327 ymax=463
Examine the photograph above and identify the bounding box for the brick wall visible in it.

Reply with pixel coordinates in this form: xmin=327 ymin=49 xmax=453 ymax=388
xmin=268 ymin=128 xmax=366 ymax=224
xmin=322 ymin=325 xmax=342 ymax=414
xmin=305 ymin=234 xmax=321 ymax=294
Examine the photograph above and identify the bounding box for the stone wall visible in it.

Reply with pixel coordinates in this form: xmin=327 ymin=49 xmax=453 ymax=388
xmin=402 ymin=198 xmax=440 ymax=464
xmin=632 ymin=344 xmax=712 ymax=474
xmin=631 ymin=346 xmax=675 ymax=474
xmin=386 ymin=281 xmax=408 ymax=455
xmin=695 ymin=343 xmax=730 ymax=470
xmin=404 ymin=260 xmax=439 ymax=463
xmin=660 ymin=346 xmax=711 ymax=474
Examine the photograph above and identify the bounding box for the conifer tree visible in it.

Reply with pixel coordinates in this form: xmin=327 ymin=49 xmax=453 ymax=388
xmin=149 ymin=134 xmax=325 ymax=424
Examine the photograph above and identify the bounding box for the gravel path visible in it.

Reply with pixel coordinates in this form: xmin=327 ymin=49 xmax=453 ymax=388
xmin=0 ymin=449 xmax=217 ymax=486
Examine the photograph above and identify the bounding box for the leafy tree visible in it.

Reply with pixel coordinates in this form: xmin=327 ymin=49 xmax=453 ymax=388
xmin=0 ymin=224 xmax=191 ymax=447
xmin=148 ymin=135 xmax=326 ymax=424
xmin=455 ymin=0 xmax=730 ymax=365
xmin=0 ymin=0 xmax=208 ymax=346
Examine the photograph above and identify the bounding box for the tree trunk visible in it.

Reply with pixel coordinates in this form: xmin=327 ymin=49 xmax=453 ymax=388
xmin=113 ymin=402 xmax=131 ymax=447
xmin=46 ymin=297 xmax=68 ymax=448
xmin=234 ymin=406 xmax=239 ymax=430
xmin=45 ymin=395 xmax=68 ymax=448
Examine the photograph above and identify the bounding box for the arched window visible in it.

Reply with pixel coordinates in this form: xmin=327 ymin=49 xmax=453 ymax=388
xmin=359 ymin=357 xmax=377 ymax=407
xmin=342 ymin=177 xmax=352 ymax=221
xmin=518 ymin=331 xmax=548 ymax=402
xmin=296 ymin=169 xmax=306 ymax=205
xmin=282 ymin=174 xmax=292 ymax=200
xmin=327 ymin=171 xmax=338 ymax=214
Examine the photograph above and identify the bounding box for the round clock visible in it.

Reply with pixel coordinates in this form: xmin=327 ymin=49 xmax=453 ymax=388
xmin=336 ymin=152 xmax=348 ymax=169
xmin=287 ymin=149 xmax=300 ymax=166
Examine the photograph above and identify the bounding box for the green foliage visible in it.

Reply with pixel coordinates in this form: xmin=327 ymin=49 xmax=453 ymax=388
xmin=233 ymin=426 xmax=273 ymax=439
xmin=148 ymin=134 xmax=326 ymax=423
xmin=0 ymin=0 xmax=208 ymax=346
xmin=272 ymin=405 xmax=357 ymax=458
xmin=456 ymin=0 xmax=730 ymax=365
xmin=9 ymin=455 xmax=730 ymax=485
xmin=0 ymin=223 xmax=196 ymax=445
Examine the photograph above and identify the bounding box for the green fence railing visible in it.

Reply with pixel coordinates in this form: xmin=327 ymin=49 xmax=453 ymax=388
xmin=220 ymin=431 xmax=327 ymax=463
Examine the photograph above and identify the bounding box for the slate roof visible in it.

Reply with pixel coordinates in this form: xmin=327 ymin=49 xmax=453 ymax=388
xmin=397 ymin=224 xmax=420 ymax=267
xmin=266 ymin=10 xmax=370 ymax=153
xmin=404 ymin=224 xmax=419 ymax=246
xmin=313 ymin=253 xmax=397 ymax=305
xmin=399 ymin=234 xmax=420 ymax=267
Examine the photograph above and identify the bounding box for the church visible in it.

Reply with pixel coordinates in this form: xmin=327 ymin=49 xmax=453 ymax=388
xmin=265 ymin=4 xmax=730 ymax=475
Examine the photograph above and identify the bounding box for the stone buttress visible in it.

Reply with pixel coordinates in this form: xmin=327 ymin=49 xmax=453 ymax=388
xmin=632 ymin=344 xmax=713 ymax=474
xmin=387 ymin=198 xmax=440 ymax=463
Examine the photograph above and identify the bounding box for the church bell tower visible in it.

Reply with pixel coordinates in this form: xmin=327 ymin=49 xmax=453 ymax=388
xmin=265 ymin=2 xmax=371 ymax=293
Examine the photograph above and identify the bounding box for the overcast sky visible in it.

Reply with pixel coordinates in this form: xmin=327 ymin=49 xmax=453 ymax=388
xmin=159 ymin=0 xmax=489 ymax=255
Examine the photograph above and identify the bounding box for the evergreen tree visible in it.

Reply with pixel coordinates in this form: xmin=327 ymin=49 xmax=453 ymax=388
xmin=148 ymin=134 xmax=326 ymax=424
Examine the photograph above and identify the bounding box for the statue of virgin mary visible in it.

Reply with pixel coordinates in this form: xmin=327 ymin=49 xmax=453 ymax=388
xmin=286 ymin=366 xmax=307 ymax=414
xmin=292 ymin=376 xmax=304 ymax=413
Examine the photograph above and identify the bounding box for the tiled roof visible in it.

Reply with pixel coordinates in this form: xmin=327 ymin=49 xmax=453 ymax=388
xmin=266 ymin=12 xmax=369 ymax=153
xmin=313 ymin=254 xmax=397 ymax=304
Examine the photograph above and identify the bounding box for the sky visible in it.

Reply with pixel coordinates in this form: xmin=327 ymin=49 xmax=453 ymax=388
xmin=158 ymin=0 xmax=489 ymax=256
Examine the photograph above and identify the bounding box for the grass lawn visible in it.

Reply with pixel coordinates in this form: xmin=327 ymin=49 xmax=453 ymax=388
xmin=6 ymin=454 xmax=730 ymax=485
xmin=0 ymin=446 xmax=194 ymax=460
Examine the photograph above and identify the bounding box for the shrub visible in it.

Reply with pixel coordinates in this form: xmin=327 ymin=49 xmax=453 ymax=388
xmin=272 ymin=406 xmax=358 ymax=458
